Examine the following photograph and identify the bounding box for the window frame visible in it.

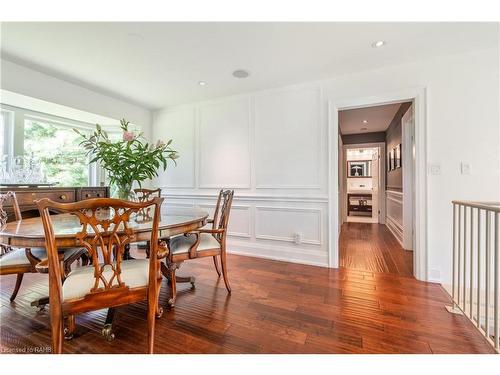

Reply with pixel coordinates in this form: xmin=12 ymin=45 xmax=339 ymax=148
xmin=0 ymin=108 xmax=15 ymax=169
xmin=0 ymin=104 xmax=122 ymax=187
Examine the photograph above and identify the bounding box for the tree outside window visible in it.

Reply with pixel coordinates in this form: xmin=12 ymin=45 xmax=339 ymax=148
xmin=23 ymin=119 xmax=90 ymax=186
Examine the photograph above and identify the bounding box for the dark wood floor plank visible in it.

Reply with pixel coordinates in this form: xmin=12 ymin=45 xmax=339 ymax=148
xmin=0 ymin=223 xmax=494 ymax=353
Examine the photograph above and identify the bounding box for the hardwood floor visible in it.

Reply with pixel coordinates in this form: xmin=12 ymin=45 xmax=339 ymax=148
xmin=0 ymin=248 xmax=494 ymax=353
xmin=340 ymin=222 xmax=414 ymax=277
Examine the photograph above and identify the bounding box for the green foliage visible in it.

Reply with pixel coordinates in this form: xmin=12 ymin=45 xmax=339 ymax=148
xmin=24 ymin=120 xmax=89 ymax=186
xmin=74 ymin=119 xmax=179 ymax=189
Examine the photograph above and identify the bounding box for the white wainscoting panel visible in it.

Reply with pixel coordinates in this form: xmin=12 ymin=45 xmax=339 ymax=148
xmin=255 ymin=206 xmax=322 ymax=245
xmin=198 ymin=98 xmax=251 ymax=188
xmin=154 ymin=83 xmax=329 ymax=267
xmin=153 ymin=108 xmax=195 ymax=188
xmin=162 ymin=193 xmax=328 ymax=266
xmin=254 ymin=87 xmax=322 ymax=189
xmin=385 ymin=190 xmax=403 ymax=246
xmin=198 ymin=203 xmax=252 ymax=238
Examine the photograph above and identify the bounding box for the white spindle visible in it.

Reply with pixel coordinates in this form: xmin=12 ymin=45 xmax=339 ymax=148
xmin=448 ymin=201 xmax=500 ymax=353
xmin=486 ymin=211 xmax=490 ymax=339
xmin=477 ymin=208 xmax=481 ymax=327
xmin=470 ymin=207 xmax=474 ymax=318
xmin=463 ymin=206 xmax=468 ymax=311
xmin=495 ymin=212 xmax=499 ymax=349
xmin=458 ymin=205 xmax=462 ymax=306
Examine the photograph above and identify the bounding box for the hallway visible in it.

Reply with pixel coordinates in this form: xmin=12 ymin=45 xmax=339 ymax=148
xmin=339 ymin=222 xmax=413 ymax=277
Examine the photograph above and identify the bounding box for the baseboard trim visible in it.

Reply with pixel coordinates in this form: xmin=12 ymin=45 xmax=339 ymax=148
xmin=226 ymin=240 xmax=329 ymax=268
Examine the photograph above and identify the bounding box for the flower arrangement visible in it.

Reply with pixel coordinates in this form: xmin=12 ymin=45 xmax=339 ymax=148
xmin=74 ymin=119 xmax=178 ymax=199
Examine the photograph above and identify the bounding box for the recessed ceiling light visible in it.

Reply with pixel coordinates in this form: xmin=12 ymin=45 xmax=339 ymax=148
xmin=360 ymin=127 xmax=368 ymax=131
xmin=371 ymin=40 xmax=386 ymax=48
xmin=232 ymin=69 xmax=250 ymax=79
xmin=362 ymin=120 xmax=368 ymax=123
xmin=198 ymin=81 xmax=207 ymax=86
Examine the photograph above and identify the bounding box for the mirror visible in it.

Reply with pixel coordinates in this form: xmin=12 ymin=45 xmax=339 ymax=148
xmin=347 ymin=160 xmax=372 ymax=177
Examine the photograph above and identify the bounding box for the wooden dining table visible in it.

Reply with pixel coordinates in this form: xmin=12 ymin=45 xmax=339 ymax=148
xmin=0 ymin=206 xmax=209 ymax=340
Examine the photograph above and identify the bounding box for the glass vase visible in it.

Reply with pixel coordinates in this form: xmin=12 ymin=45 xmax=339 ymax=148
xmin=115 ymin=182 xmax=133 ymax=200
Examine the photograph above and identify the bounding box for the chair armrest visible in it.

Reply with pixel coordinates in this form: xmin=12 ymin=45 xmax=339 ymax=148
xmin=35 ymin=258 xmax=49 ymax=274
xmin=157 ymin=241 xmax=169 ymax=259
xmin=34 ymin=253 xmax=65 ymax=274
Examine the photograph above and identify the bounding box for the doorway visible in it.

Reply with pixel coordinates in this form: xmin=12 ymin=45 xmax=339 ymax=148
xmin=343 ymin=145 xmax=384 ymax=224
xmin=328 ymin=88 xmax=427 ymax=281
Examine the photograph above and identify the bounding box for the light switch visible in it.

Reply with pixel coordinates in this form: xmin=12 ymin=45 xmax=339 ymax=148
xmin=460 ymin=162 xmax=471 ymax=175
xmin=429 ymin=163 xmax=441 ymax=175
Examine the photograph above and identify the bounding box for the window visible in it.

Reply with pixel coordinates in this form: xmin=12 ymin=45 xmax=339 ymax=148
xmin=23 ymin=118 xmax=91 ymax=186
xmin=0 ymin=109 xmax=14 ymax=161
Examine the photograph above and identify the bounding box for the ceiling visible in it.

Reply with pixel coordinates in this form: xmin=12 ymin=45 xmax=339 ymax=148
xmin=339 ymin=103 xmax=401 ymax=134
xmin=1 ymin=22 xmax=497 ymax=109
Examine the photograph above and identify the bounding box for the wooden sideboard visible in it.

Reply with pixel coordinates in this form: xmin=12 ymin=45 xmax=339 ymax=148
xmin=0 ymin=186 xmax=110 ymax=220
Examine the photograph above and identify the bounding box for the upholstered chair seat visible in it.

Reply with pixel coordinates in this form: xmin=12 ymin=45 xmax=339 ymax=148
xmin=1 ymin=191 xmax=87 ymax=302
xmin=62 ymin=259 xmax=150 ymax=301
xmin=0 ymin=247 xmax=82 ymax=268
xmin=169 ymin=233 xmax=220 ymax=255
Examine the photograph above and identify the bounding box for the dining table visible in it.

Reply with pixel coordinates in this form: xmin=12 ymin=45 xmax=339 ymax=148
xmin=0 ymin=206 xmax=209 ymax=340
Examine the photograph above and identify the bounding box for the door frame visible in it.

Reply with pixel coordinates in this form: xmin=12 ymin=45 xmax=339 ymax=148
xmin=342 ymin=142 xmax=386 ymax=225
xmin=328 ymin=87 xmax=428 ymax=281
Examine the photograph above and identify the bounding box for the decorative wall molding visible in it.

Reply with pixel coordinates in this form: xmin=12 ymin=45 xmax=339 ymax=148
xmin=153 ymin=83 xmax=329 ymax=268
xmin=254 ymin=86 xmax=323 ymax=190
xmin=197 ymin=97 xmax=252 ymax=189
xmin=197 ymin=203 xmax=252 ymax=238
xmin=255 ymin=206 xmax=322 ymax=245
xmin=162 ymin=192 xmax=329 ymax=203
xmin=153 ymin=108 xmax=196 ymax=189
xmin=227 ymin=239 xmax=328 ymax=267
xmin=385 ymin=189 xmax=404 ymax=246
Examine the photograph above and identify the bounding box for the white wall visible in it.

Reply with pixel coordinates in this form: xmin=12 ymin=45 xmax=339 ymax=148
xmin=154 ymin=47 xmax=499 ymax=283
xmin=153 ymin=85 xmax=329 ymax=266
xmin=0 ymin=59 xmax=151 ymax=137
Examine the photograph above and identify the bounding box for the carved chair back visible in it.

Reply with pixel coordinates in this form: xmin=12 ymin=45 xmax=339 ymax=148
xmin=0 ymin=191 xmax=22 ymax=229
xmin=134 ymin=188 xmax=162 ymax=202
xmin=133 ymin=189 xmax=162 ymax=223
xmin=211 ymin=190 xmax=234 ymax=241
xmin=36 ymin=197 xmax=163 ymax=303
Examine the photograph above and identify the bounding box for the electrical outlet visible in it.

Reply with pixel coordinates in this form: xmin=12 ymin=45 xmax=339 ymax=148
xmin=460 ymin=162 xmax=471 ymax=175
xmin=428 ymin=163 xmax=441 ymax=175
xmin=293 ymin=232 xmax=302 ymax=244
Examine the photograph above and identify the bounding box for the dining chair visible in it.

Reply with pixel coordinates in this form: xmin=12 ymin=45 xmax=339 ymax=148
xmin=133 ymin=188 xmax=162 ymax=258
xmin=36 ymin=197 xmax=168 ymax=354
xmin=164 ymin=189 xmax=234 ymax=307
xmin=0 ymin=191 xmax=85 ymax=302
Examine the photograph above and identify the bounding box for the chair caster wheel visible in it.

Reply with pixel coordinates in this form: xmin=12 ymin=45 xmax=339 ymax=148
xmin=64 ymin=328 xmax=74 ymax=341
xmin=101 ymin=324 xmax=115 ymax=341
xmin=156 ymin=307 xmax=164 ymax=318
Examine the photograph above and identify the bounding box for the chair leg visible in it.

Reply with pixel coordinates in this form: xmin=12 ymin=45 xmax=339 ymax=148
xmin=147 ymin=281 xmax=157 ymax=353
xmin=51 ymin=306 xmax=64 ymax=354
xmin=10 ymin=273 xmax=24 ymax=302
xmin=155 ymin=276 xmax=163 ymax=318
xmin=64 ymin=315 xmax=76 ymax=340
xmin=167 ymin=269 xmax=177 ymax=307
xmin=220 ymin=247 xmax=231 ymax=293
xmin=213 ymin=255 xmax=222 ymax=277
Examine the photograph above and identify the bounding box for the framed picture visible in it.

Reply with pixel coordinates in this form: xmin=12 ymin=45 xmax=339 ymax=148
xmin=388 ymin=149 xmax=395 ymax=171
xmin=347 ymin=160 xmax=372 ymax=177
xmin=394 ymin=144 xmax=401 ymax=169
